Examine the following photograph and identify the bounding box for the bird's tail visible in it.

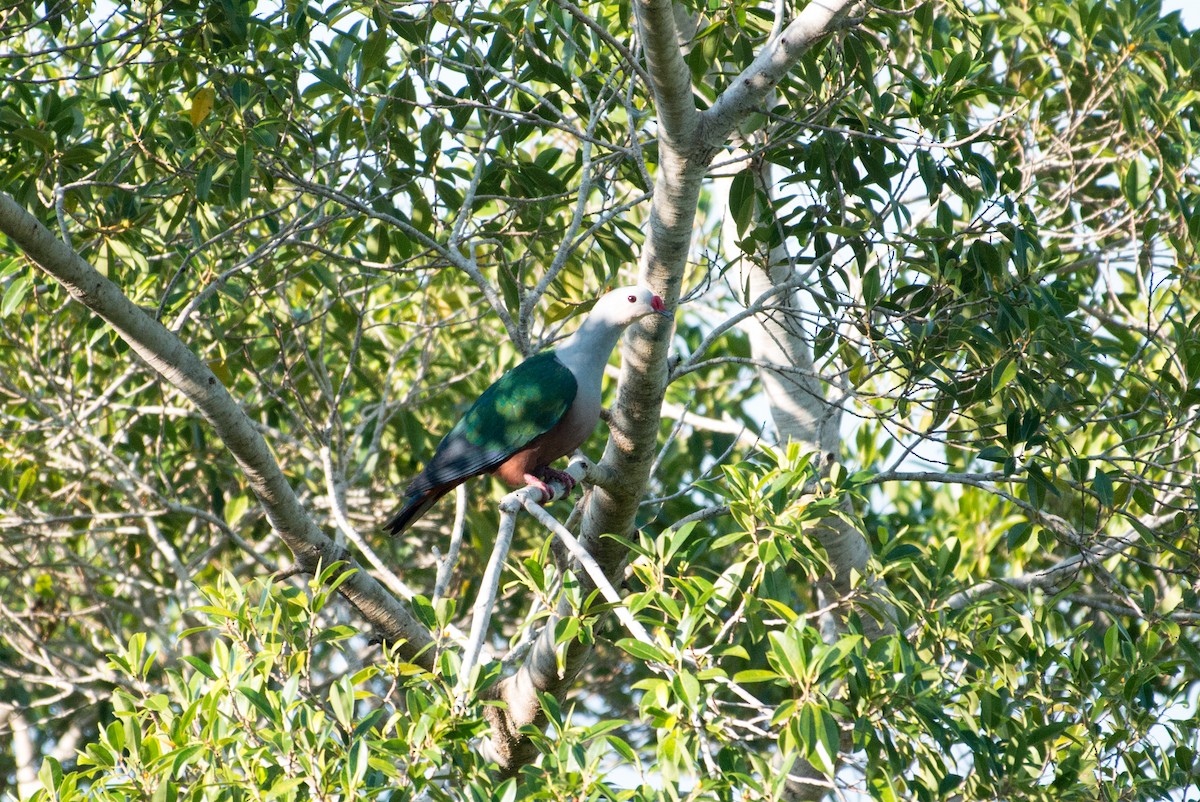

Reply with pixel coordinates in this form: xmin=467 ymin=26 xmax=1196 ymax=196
xmin=382 ymin=487 xmax=448 ymax=536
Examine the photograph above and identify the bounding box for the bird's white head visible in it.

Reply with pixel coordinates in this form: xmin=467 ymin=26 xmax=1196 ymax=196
xmin=553 ymin=285 xmax=671 ymax=382
xmin=592 ymin=285 xmax=671 ymax=328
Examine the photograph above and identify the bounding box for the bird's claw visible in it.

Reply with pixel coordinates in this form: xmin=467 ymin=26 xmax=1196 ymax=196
xmin=540 ymin=467 xmax=577 ymax=493
xmin=522 ymin=474 xmax=551 ymax=498
xmin=523 ymin=469 xmax=576 ymax=502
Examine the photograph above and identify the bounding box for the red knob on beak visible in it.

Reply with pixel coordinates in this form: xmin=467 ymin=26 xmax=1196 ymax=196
xmin=651 ymin=295 xmax=669 ymax=314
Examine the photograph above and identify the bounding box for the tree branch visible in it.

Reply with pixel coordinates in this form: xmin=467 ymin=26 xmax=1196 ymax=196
xmin=633 ymin=0 xmax=700 ymax=145
xmin=699 ymin=0 xmax=865 ymax=148
xmin=0 ymin=192 xmax=435 ymax=667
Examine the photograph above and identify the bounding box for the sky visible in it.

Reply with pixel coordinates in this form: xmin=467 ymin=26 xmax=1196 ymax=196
xmin=1162 ymin=0 xmax=1200 ymax=27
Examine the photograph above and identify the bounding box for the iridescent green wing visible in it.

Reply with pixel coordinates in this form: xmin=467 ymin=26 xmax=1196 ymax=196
xmin=413 ymin=351 xmax=577 ymax=491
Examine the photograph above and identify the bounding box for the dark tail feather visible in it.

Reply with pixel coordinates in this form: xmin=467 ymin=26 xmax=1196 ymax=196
xmin=383 ymin=486 xmax=451 ymax=536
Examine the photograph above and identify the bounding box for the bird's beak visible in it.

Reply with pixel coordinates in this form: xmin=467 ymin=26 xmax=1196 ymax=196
xmin=651 ymin=295 xmax=671 ymax=316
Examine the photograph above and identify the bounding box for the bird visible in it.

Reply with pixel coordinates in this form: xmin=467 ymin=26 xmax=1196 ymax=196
xmin=383 ymin=285 xmax=670 ymax=536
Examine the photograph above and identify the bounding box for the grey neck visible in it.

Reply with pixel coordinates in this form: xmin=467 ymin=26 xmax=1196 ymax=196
xmin=553 ymin=316 xmax=626 ymax=392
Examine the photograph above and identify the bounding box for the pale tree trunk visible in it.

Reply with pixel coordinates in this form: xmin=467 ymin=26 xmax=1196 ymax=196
xmin=2 ymin=703 xmax=94 ymax=800
xmin=2 ymin=705 xmax=39 ymax=799
xmin=738 ymin=250 xmax=892 ymax=800
xmin=717 ymin=145 xmax=899 ymax=798
xmin=482 ymin=0 xmax=869 ymax=778
xmin=738 ymin=255 xmax=841 ymax=455
xmin=732 ymin=215 xmax=896 ymax=639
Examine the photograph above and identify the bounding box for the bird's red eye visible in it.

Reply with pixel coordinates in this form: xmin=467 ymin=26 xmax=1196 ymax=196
xmin=627 ymin=294 xmax=636 ymax=303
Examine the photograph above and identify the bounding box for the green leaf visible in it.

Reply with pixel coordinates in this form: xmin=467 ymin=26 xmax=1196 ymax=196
xmin=38 ymin=757 xmax=63 ymax=791
xmin=1006 ymin=521 xmax=1032 ymax=550
xmin=608 ymin=734 xmax=638 ymax=763
xmin=16 ymin=466 xmax=36 ymax=501
xmin=862 ymin=266 xmax=880 ymax=305
xmin=798 ymin=702 xmax=840 ymax=775
xmin=361 ymin=29 xmax=390 ymax=75
xmin=943 ymin=50 xmax=973 ymax=84
xmin=238 ymin=685 xmax=278 ymax=723
xmin=663 ymin=520 xmax=698 ymax=563
xmin=977 ymin=445 xmax=1009 ymax=463
xmin=312 ymin=67 xmax=353 ymax=96
xmin=991 ymin=358 xmax=1017 ymax=394
xmin=616 ymin=638 xmax=671 ymax=665
xmin=346 ymin=738 xmax=368 ymax=786
xmin=730 ymin=169 xmax=756 ymax=237
xmin=82 ymin=742 xmax=116 ymax=769
xmin=331 ymin=672 xmax=352 ymax=729
xmin=224 ymin=493 xmax=250 ymax=527
xmin=674 ymin=670 xmax=701 ymax=708
xmin=1092 ymin=470 xmax=1114 ymax=507
xmin=1 ymin=274 xmax=32 ymax=317
xmin=1104 ymin=623 xmax=1123 ymax=661
xmin=970 ymin=240 xmax=1002 ymax=277
xmin=767 ymin=629 xmax=809 ymax=681
xmin=1122 ymin=158 xmax=1150 ymax=206
xmin=1132 ymin=485 xmax=1156 ymax=515
xmin=555 ymin=616 xmax=581 ymax=645
xmin=168 ymin=744 xmax=206 ymax=777
xmin=761 ymin=598 xmax=800 ymax=623
xmin=13 ymin=127 xmax=54 ymax=152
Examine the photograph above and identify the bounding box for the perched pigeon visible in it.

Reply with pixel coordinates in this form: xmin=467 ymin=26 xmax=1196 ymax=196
xmin=384 ymin=286 xmax=670 ymax=535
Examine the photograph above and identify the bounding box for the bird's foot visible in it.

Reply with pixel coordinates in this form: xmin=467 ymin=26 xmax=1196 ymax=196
xmin=522 ymin=468 xmax=576 ymax=503
xmin=539 ymin=467 xmax=577 ymax=494
xmin=522 ymin=473 xmax=554 ymax=501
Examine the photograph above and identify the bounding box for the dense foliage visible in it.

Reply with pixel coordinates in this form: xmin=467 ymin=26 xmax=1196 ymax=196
xmin=2 ymin=0 xmax=1198 ymax=798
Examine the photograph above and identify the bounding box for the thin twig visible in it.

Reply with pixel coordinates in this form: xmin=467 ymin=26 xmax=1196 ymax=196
xmin=434 ymin=485 xmax=468 ymax=602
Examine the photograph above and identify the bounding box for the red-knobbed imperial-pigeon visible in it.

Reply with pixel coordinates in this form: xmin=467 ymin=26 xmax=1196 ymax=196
xmin=383 ymin=286 xmax=670 ymax=535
